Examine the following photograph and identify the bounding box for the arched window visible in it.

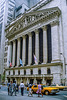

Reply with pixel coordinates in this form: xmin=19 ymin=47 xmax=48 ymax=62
xmin=38 ymin=69 xmax=41 ymax=75
xmin=18 ymin=70 xmax=20 ymax=75
xmin=31 ymin=69 xmax=33 ymax=75
xmin=47 ymin=68 xmax=51 ymax=74
xmin=24 ymin=70 xmax=26 ymax=75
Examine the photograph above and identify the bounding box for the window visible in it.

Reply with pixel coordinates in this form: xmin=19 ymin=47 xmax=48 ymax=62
xmin=31 ymin=70 xmax=33 ymax=75
xmin=9 ymin=3 xmax=15 ymax=8
xmin=18 ymin=70 xmax=20 ymax=75
xmin=24 ymin=8 xmax=27 ymax=12
xmin=8 ymin=17 xmax=12 ymax=21
xmin=4 ymin=53 xmax=7 ymax=57
xmin=13 ymin=70 xmax=15 ymax=75
xmin=8 ymin=13 xmax=13 ymax=17
xmin=9 ymin=0 xmax=15 ymax=4
xmin=66 ymin=0 xmax=67 ymax=5
xmin=9 ymin=71 xmax=10 ymax=75
xmin=47 ymin=68 xmax=51 ymax=74
xmin=34 ymin=85 xmax=37 ymax=87
xmin=24 ymin=70 xmax=26 ymax=75
xmin=38 ymin=69 xmax=41 ymax=75
xmin=8 ymin=8 xmax=13 ymax=11
xmin=16 ymin=6 xmax=22 ymax=12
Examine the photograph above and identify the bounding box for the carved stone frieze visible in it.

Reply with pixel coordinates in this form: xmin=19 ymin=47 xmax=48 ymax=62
xmin=5 ymin=7 xmax=61 ymax=38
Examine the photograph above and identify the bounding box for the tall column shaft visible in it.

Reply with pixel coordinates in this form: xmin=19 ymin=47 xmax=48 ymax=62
xmin=7 ymin=42 xmax=11 ymax=67
xmin=12 ymin=40 xmax=16 ymax=66
xmin=17 ymin=38 xmax=20 ymax=66
xmin=35 ymin=29 xmax=39 ymax=63
xmin=28 ymin=33 xmax=32 ymax=65
xmin=22 ymin=36 xmax=26 ymax=66
xmin=51 ymin=21 xmax=60 ymax=62
xmin=43 ymin=26 xmax=47 ymax=63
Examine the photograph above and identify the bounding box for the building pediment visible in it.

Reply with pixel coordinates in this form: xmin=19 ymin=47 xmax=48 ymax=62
xmin=5 ymin=7 xmax=61 ymax=38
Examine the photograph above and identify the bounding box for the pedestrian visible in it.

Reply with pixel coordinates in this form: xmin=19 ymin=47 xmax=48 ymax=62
xmin=28 ymin=84 xmax=33 ymax=96
xmin=9 ymin=81 xmax=13 ymax=96
xmin=20 ymin=81 xmax=25 ymax=96
xmin=36 ymin=83 xmax=43 ymax=97
xmin=13 ymin=80 xmax=17 ymax=96
xmin=7 ymin=82 xmax=10 ymax=95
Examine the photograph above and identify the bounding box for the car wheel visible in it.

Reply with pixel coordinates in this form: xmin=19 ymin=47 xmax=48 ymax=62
xmin=44 ymin=90 xmax=49 ymax=95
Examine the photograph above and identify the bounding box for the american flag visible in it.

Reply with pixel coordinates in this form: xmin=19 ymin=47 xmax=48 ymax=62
xmin=9 ymin=61 xmax=12 ymax=67
xmin=34 ymin=55 xmax=38 ymax=64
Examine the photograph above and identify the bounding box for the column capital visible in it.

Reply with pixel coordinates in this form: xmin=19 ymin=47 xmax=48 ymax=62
xmin=28 ymin=32 xmax=32 ymax=37
xmin=12 ymin=40 xmax=15 ymax=43
xmin=50 ymin=20 xmax=59 ymax=27
xmin=22 ymin=35 xmax=26 ymax=39
xmin=8 ymin=41 xmax=12 ymax=45
xmin=35 ymin=29 xmax=39 ymax=34
xmin=42 ymin=26 xmax=47 ymax=31
xmin=17 ymin=37 xmax=20 ymax=41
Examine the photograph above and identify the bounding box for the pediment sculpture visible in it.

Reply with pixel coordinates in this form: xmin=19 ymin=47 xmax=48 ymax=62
xmin=6 ymin=7 xmax=61 ymax=38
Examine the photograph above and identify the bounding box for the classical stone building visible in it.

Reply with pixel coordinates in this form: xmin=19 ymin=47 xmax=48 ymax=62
xmin=5 ymin=0 xmax=67 ymax=85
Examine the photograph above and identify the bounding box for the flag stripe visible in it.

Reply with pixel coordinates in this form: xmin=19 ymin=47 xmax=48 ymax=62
xmin=34 ymin=55 xmax=38 ymax=64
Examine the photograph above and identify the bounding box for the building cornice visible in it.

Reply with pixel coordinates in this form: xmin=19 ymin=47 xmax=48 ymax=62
xmin=5 ymin=62 xmax=62 ymax=70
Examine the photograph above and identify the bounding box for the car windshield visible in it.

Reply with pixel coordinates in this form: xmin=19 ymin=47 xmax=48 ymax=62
xmin=42 ymin=85 xmax=48 ymax=87
xmin=51 ymin=85 xmax=56 ymax=86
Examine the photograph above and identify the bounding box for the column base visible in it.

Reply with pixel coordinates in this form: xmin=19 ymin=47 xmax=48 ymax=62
xmin=51 ymin=59 xmax=61 ymax=63
xmin=42 ymin=63 xmax=47 ymax=64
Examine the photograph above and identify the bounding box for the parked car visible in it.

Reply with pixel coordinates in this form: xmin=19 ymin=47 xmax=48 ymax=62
xmin=51 ymin=84 xmax=67 ymax=90
xmin=27 ymin=84 xmax=59 ymax=95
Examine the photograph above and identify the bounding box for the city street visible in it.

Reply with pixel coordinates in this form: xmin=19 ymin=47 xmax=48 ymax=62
xmin=0 ymin=86 xmax=67 ymax=100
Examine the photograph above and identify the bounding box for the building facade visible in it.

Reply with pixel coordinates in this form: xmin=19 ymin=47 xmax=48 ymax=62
xmin=0 ymin=0 xmax=40 ymax=84
xmin=0 ymin=0 xmax=15 ymax=83
xmin=5 ymin=0 xmax=67 ymax=85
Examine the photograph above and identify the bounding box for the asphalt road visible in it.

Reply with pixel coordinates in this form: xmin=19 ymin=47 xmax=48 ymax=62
xmin=0 ymin=85 xmax=67 ymax=100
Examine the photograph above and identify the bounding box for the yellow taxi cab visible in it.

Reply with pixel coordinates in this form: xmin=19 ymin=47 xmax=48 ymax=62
xmin=51 ymin=84 xmax=67 ymax=90
xmin=27 ymin=84 xmax=59 ymax=95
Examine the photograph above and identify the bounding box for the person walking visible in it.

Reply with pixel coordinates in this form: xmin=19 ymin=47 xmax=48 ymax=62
xmin=13 ymin=80 xmax=17 ymax=96
xmin=20 ymin=81 xmax=25 ymax=96
xmin=28 ymin=84 xmax=33 ymax=96
xmin=36 ymin=83 xmax=43 ymax=97
xmin=7 ymin=82 xmax=10 ymax=95
xmin=9 ymin=81 xmax=13 ymax=96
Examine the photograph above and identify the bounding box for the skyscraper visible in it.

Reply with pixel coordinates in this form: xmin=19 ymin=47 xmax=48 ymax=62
xmin=0 ymin=0 xmax=15 ymax=83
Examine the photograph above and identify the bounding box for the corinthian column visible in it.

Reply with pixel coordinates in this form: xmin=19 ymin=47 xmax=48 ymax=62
xmin=17 ymin=38 xmax=20 ymax=66
xmin=7 ymin=42 xmax=12 ymax=67
xmin=12 ymin=40 xmax=16 ymax=66
xmin=28 ymin=33 xmax=32 ymax=65
xmin=35 ymin=29 xmax=39 ymax=64
xmin=22 ymin=35 xmax=26 ymax=66
xmin=42 ymin=26 xmax=47 ymax=63
xmin=51 ymin=20 xmax=60 ymax=62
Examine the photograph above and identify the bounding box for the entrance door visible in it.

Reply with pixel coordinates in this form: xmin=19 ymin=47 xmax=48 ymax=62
xmin=47 ymin=80 xmax=51 ymax=86
xmin=13 ymin=79 xmax=15 ymax=83
xmin=37 ymin=79 xmax=42 ymax=84
xmin=8 ymin=78 xmax=10 ymax=82
xmin=30 ymin=79 xmax=33 ymax=84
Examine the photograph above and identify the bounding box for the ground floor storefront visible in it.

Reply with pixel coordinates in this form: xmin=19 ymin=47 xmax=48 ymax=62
xmin=5 ymin=63 xmax=64 ymax=85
